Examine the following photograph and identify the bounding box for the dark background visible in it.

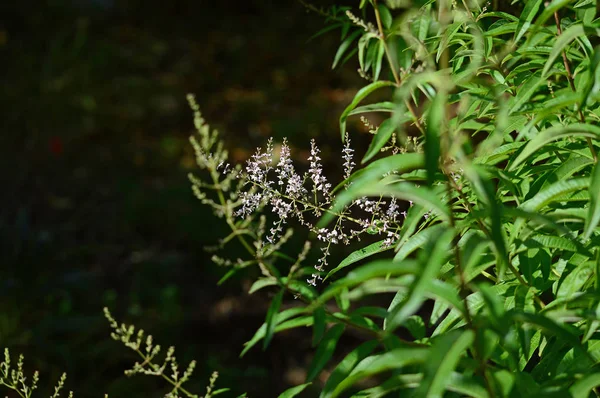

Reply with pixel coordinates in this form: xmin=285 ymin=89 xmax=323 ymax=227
xmin=0 ymin=0 xmax=367 ymax=396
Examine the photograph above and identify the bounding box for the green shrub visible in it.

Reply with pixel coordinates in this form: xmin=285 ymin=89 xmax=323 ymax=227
xmin=185 ymin=0 xmax=600 ymax=396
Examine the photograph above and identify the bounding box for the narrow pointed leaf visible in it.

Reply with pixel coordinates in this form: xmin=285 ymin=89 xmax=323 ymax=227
xmin=362 ymin=118 xmax=396 ymax=163
xmin=313 ymin=260 xmax=419 ymax=307
xmin=348 ymin=101 xmax=396 ymax=116
xmin=508 ymin=72 xmax=544 ymax=114
xmin=394 ymin=224 xmax=446 ymax=262
xmin=306 ymin=324 xmax=345 ymax=382
xmin=313 ymin=306 xmax=326 ymax=346
xmin=279 ymin=383 xmax=312 ymax=398
xmin=332 ymin=30 xmax=362 ymax=69
xmin=510 ymin=124 xmax=600 ymax=170
xmin=241 ymin=310 xmax=312 ymax=357
xmin=386 ymin=229 xmax=454 ymax=331
xmin=414 ymin=330 xmax=475 ymax=398
xmin=320 ymin=340 xmax=379 ymax=398
xmin=329 ymin=348 xmax=429 ymax=398
xmin=514 ymin=0 xmax=543 ymax=43
xmin=425 ymin=91 xmax=446 ymax=185
xmin=584 ymin=162 xmax=600 ymax=239
xmin=249 ymin=278 xmax=278 ymax=294
xmin=340 ymin=81 xmax=396 ymax=140
xmin=264 ymin=289 xmax=285 ymax=350
xmin=326 ymin=240 xmax=392 ymax=280
xmin=520 ymin=178 xmax=589 ymax=211
xmin=542 ymin=24 xmax=584 ymax=78
xmin=325 ymin=181 xmax=450 ymax=229
xmin=570 ymin=373 xmax=600 ymax=398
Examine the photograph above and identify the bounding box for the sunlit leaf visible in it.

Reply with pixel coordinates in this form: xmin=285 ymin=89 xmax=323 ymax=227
xmin=414 ymin=330 xmax=475 ymax=397
xmin=326 ymin=240 xmax=392 ymax=280
xmin=340 ymin=81 xmax=396 ymax=140
xmin=320 ymin=340 xmax=379 ymax=398
xmin=278 ymin=383 xmax=312 ymax=398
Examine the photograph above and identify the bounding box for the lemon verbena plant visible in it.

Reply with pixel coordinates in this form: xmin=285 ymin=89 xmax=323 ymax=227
xmin=185 ymin=0 xmax=600 ymax=395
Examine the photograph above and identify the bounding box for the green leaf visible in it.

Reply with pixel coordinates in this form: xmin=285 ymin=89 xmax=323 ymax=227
xmin=542 ymin=24 xmax=584 ymax=78
xmin=508 ymin=72 xmax=544 ymax=114
xmin=534 ymin=0 xmax=577 ymax=34
xmin=386 ymin=229 xmax=455 ymax=331
xmin=340 ymin=80 xmax=396 ymax=140
xmin=485 ymin=21 xmax=518 ymax=37
xmin=324 ymin=153 xmax=425 ymax=224
xmin=427 ymin=279 xmax=467 ymax=315
xmin=249 ymin=277 xmax=278 ymax=294
xmin=585 ymin=162 xmax=600 ymax=239
xmin=329 ymin=348 xmax=429 ymax=398
xmin=306 ymin=324 xmax=345 ymax=382
xmin=308 ymin=23 xmax=343 ymax=42
xmin=279 ymin=383 xmax=312 ymax=398
xmin=313 ymin=306 xmax=326 ymax=346
xmin=479 ymin=11 xmax=520 ymax=22
xmin=241 ymin=308 xmax=311 ymax=357
xmin=362 ymin=118 xmax=397 ymax=163
xmin=264 ymin=289 xmax=284 ymax=350
xmin=358 ymin=33 xmax=378 ymax=71
xmin=373 ymin=40 xmax=386 ymax=81
xmin=348 ymin=101 xmax=396 ymax=116
xmin=520 ymin=178 xmax=589 ymax=211
xmin=346 ymin=374 xmax=422 ymax=397
xmin=378 ymin=4 xmax=393 ymax=29
xmin=539 ymin=155 xmax=594 ymax=191
xmin=425 ymin=91 xmax=446 ymax=185
xmin=570 ymin=373 xmax=600 ymax=398
xmin=327 ymin=182 xmax=450 ymax=229
xmin=477 ymin=283 xmax=505 ymax=329
xmin=461 ymin=162 xmax=508 ymax=276
xmin=332 ymin=30 xmax=362 ymax=69
xmin=405 ymin=315 xmax=426 ymax=339
xmin=320 ymin=340 xmax=379 ymax=398
xmin=414 ymin=330 xmax=475 ymax=398
xmin=313 ymin=260 xmax=420 ymax=307
xmin=522 ymin=234 xmax=591 ymax=260
xmin=384 ymin=289 xmax=407 ymax=331
xmin=460 ymin=231 xmax=491 ymax=280
xmin=336 ymin=287 xmax=350 ymax=313
xmin=326 ymin=240 xmax=392 ymax=280
xmin=511 ymin=311 xmax=582 ymax=348
xmin=394 ymin=224 xmax=446 ymax=262
xmin=514 ymin=0 xmax=543 ymax=43
xmin=510 ymin=124 xmax=600 ymax=170
xmin=435 ymin=21 xmax=463 ymax=62
xmin=557 ymin=262 xmax=594 ymax=299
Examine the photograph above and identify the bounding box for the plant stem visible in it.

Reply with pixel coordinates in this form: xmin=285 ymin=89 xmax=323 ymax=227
xmin=133 ymin=350 xmax=197 ymax=398
xmin=373 ymin=0 xmax=425 ymax=134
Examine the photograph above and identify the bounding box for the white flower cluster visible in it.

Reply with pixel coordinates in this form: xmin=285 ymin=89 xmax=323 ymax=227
xmin=234 ymin=137 xmax=411 ymax=287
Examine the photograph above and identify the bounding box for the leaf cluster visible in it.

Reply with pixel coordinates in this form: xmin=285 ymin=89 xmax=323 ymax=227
xmin=211 ymin=0 xmax=600 ymax=396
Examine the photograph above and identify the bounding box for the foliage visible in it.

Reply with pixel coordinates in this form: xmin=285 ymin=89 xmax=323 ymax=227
xmin=185 ymin=0 xmax=600 ymax=396
xmin=6 ymin=0 xmax=600 ymax=396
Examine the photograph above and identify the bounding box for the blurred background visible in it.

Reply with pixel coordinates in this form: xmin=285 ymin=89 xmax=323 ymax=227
xmin=0 ymin=0 xmax=370 ymax=396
